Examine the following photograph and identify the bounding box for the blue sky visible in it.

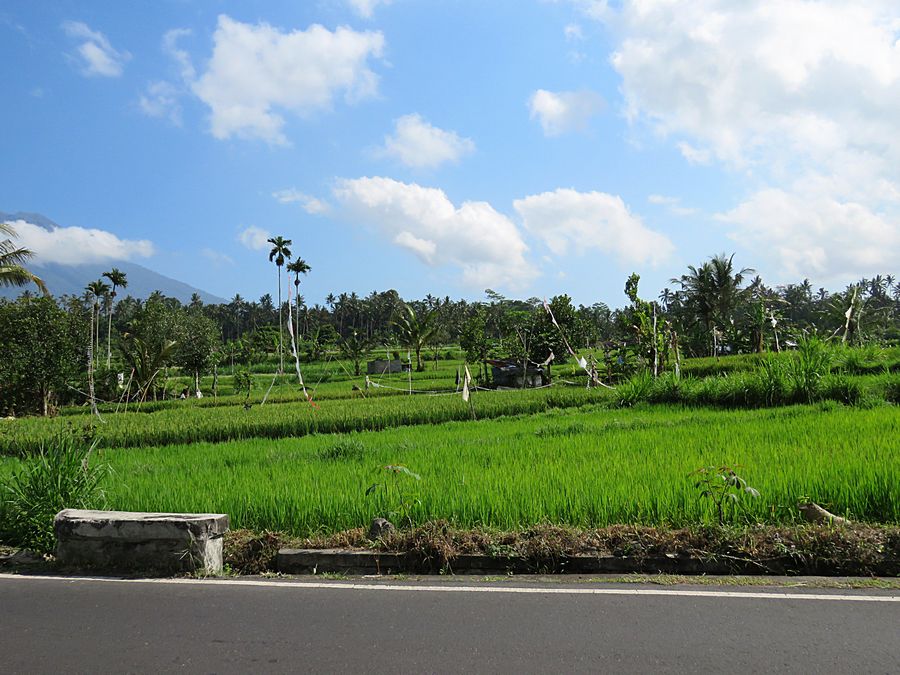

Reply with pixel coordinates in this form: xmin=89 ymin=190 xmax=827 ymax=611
xmin=2 ymin=1 xmax=898 ymax=307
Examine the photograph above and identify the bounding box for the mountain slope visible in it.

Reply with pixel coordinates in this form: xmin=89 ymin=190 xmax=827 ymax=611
xmin=1 ymin=211 xmax=226 ymax=304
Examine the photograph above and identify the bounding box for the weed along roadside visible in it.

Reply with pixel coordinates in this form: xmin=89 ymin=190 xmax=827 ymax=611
xmin=269 ymin=523 xmax=900 ymax=578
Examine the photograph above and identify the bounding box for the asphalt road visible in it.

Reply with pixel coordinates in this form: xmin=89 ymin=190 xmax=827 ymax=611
xmin=1 ymin=574 xmax=898 ymax=674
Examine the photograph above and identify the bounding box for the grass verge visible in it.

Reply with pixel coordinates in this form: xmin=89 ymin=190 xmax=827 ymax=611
xmin=225 ymin=522 xmax=900 ymax=577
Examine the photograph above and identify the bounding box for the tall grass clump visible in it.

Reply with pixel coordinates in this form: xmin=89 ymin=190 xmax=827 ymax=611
xmin=646 ymin=371 xmax=687 ymax=404
xmin=0 ymin=431 xmax=108 ymax=552
xmin=754 ymin=356 xmax=789 ymax=406
xmin=880 ymin=374 xmax=900 ymax=404
xmin=786 ymin=336 xmax=832 ymax=403
xmin=616 ymin=370 xmax=653 ymax=407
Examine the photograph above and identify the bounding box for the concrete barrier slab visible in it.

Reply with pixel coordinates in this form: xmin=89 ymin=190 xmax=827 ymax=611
xmin=55 ymin=510 xmax=229 ymax=575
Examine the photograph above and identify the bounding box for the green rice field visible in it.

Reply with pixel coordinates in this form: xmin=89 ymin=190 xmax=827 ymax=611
xmin=2 ymin=402 xmax=896 ymax=534
xmin=1 ymin=350 xmax=898 ymax=537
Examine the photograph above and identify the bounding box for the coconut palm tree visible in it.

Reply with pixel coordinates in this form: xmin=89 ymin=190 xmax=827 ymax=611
xmin=267 ymin=236 xmax=292 ymax=373
xmin=101 ymin=268 xmax=127 ymax=368
xmin=393 ymin=302 xmax=437 ymax=371
xmin=286 ymin=257 xmax=311 ymax=342
xmin=0 ymin=222 xmax=49 ymax=296
xmin=673 ymin=253 xmax=753 ymax=355
xmin=85 ymin=280 xmax=110 ymax=380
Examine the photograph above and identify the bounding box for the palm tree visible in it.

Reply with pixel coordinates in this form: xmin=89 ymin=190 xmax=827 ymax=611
xmin=267 ymin=236 xmax=292 ymax=373
xmin=673 ymin=253 xmax=753 ymax=356
xmin=82 ymin=279 xmax=107 ymax=417
xmin=85 ymin=280 xmax=110 ymax=384
xmin=286 ymin=257 xmax=311 ymax=342
xmin=0 ymin=222 xmax=49 ymax=296
xmin=393 ymin=302 xmax=437 ymax=371
xmin=101 ymin=268 xmax=127 ymax=368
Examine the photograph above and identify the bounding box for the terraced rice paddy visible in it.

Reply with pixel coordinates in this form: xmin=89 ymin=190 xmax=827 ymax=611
xmin=2 ymin=402 xmax=897 ymax=534
xmin=1 ymin=352 xmax=897 ymax=536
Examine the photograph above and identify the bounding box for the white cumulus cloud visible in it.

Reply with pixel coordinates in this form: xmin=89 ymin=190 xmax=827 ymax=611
xmin=237 ymin=226 xmax=272 ymax=251
xmin=514 ymin=189 xmax=673 ymax=266
xmin=138 ymin=81 xmax=182 ymax=125
xmin=138 ymin=29 xmax=194 ymax=126
xmin=272 ymin=189 xmax=330 ymax=214
xmin=163 ymin=28 xmax=195 ymax=81
xmin=201 ymin=248 xmax=234 ymax=267
xmin=10 ymin=219 xmax=154 ymax=265
xmin=62 ymin=20 xmax=130 ymax=77
xmin=602 ymin=0 xmax=900 ymax=280
xmin=333 ymin=176 xmax=535 ymax=289
xmin=564 ymin=23 xmax=584 ymax=41
xmin=648 ymin=194 xmax=698 ymax=217
xmin=718 ymin=182 xmax=900 ymax=281
xmin=528 ymin=89 xmax=605 ymax=136
xmin=192 ymin=15 xmax=384 ymax=145
xmin=377 ymin=114 xmax=475 ymax=169
xmin=347 ymin=0 xmax=392 ymax=19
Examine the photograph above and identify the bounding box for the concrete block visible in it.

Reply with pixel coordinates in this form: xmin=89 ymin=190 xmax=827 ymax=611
xmin=55 ymin=509 xmax=229 ymax=575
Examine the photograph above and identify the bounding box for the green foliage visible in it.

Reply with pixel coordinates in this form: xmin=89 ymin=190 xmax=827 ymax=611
xmin=0 ymin=296 xmax=85 ymax=416
xmin=319 ymin=437 xmax=367 ymax=461
xmin=529 ymin=294 xmax=584 ymax=365
xmin=0 ymin=222 xmax=49 ymax=295
xmin=691 ymin=464 xmax=759 ymax=525
xmin=0 ymin=431 xmax=108 ymax=552
xmin=459 ymin=305 xmax=494 ymax=375
xmin=337 ymin=330 xmax=372 ymax=376
xmin=787 ymin=336 xmax=832 ymax=403
xmin=233 ymin=370 xmax=253 ymax=399
xmin=393 ymin=303 xmax=437 ymax=371
xmin=175 ymin=311 xmax=221 ymax=386
xmin=623 ymin=273 xmax=668 ymax=371
xmin=122 ymin=296 xmax=181 ymax=400
xmin=755 ymin=356 xmax=788 ymax=406
xmin=616 ymin=370 xmax=654 ymax=407
xmin=366 ymin=463 xmax=421 ymax=528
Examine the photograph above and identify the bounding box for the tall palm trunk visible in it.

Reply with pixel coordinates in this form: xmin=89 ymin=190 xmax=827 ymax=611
xmin=277 ymin=265 xmax=283 ymax=373
xmin=294 ymin=282 xmax=301 ymax=341
xmin=87 ymin=304 xmax=97 ymax=415
xmin=106 ymin=293 xmax=114 ymax=369
xmin=94 ymin=300 xmax=100 ymax=364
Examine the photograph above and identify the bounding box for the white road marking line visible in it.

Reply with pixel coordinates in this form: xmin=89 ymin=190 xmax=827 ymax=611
xmin=1 ymin=573 xmax=897 ymax=602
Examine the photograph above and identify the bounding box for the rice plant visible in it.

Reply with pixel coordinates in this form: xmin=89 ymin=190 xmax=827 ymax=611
xmin=20 ymin=404 xmax=891 ymax=535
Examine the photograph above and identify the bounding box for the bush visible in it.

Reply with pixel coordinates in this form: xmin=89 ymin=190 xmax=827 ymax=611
xmin=787 ymin=337 xmax=832 ymax=403
xmin=647 ymin=371 xmax=685 ymax=404
xmin=882 ymin=375 xmax=900 ymax=404
xmin=753 ymin=356 xmax=789 ymax=406
xmin=616 ymin=370 xmax=653 ymax=407
xmin=820 ymin=374 xmax=862 ymax=406
xmin=0 ymin=431 xmax=109 ymax=552
xmin=318 ymin=436 xmax=368 ymax=461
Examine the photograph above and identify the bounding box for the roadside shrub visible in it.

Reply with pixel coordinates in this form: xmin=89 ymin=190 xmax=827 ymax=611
xmin=0 ymin=431 xmax=109 ymax=552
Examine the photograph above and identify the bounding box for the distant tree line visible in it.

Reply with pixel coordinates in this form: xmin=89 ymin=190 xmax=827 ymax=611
xmin=1 ymin=233 xmax=899 ymax=416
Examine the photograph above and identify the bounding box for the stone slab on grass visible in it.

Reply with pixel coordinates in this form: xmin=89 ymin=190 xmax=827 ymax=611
xmin=55 ymin=509 xmax=229 ymax=575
